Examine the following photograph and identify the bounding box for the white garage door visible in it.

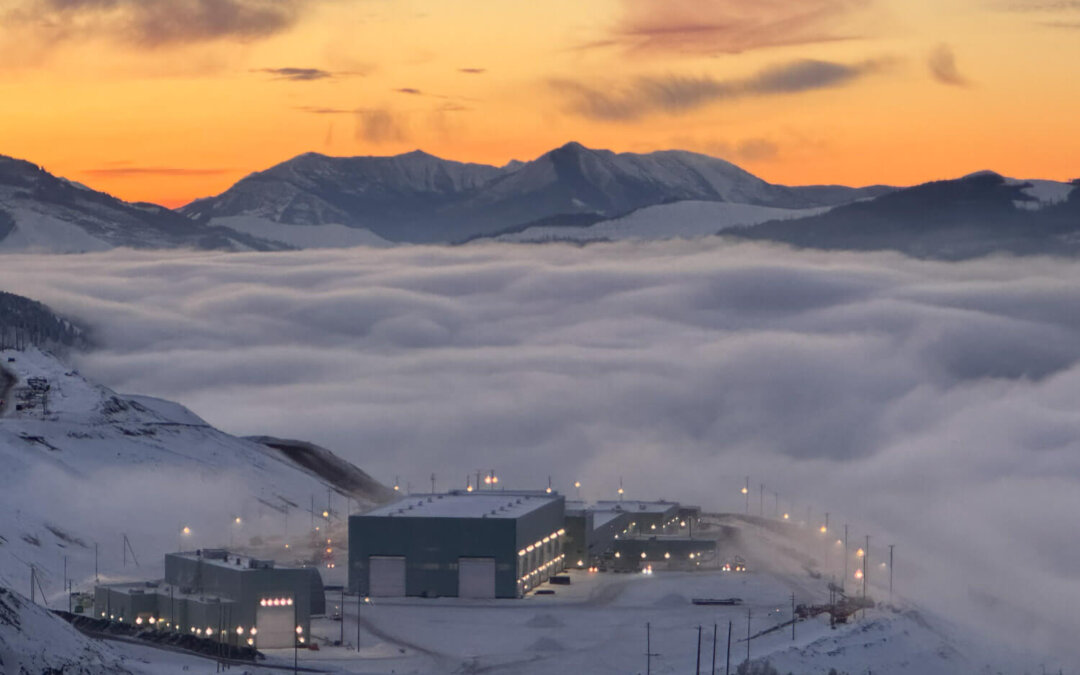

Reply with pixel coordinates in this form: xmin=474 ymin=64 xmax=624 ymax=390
xmin=369 ymin=556 xmax=406 ymax=597
xmin=458 ymin=557 xmax=496 ymax=599
xmin=256 ymin=603 xmax=294 ymax=649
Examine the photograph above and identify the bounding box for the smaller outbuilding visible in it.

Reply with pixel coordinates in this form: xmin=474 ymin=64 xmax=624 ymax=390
xmin=611 ymin=536 xmax=718 ymax=571
xmin=593 ymin=500 xmax=681 ymax=536
xmin=94 ymin=549 xmax=323 ymax=649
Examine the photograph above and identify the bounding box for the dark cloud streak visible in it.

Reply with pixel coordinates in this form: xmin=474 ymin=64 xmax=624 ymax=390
xmin=552 ymin=58 xmax=893 ymax=121
xmin=13 ymin=0 xmax=313 ymax=47
xmin=256 ymin=67 xmax=334 ymax=81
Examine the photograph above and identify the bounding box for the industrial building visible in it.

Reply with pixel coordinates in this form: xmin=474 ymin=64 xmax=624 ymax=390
xmin=610 ymin=536 xmax=718 ymax=571
xmin=349 ymin=490 xmax=566 ymax=599
xmin=94 ymin=550 xmax=324 ymax=649
xmin=594 ymin=500 xmax=681 ymax=536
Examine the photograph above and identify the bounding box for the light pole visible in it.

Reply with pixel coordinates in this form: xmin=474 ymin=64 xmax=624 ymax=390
xmin=574 ymin=481 xmax=581 ymax=500
xmin=843 ymin=524 xmax=849 ymax=593
xmin=889 ymin=544 xmax=895 ymax=601
xmin=741 ymin=477 xmax=749 ymax=514
xmin=864 ymin=535 xmax=870 ymax=601
xmin=821 ymin=513 xmax=829 ymax=570
xmin=618 ymin=476 xmax=624 ymax=500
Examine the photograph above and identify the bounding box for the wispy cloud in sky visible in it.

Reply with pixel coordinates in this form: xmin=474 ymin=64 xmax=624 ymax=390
xmin=928 ymin=43 xmax=970 ymax=86
xmin=7 ymin=0 xmax=315 ymax=47
xmin=355 ymin=108 xmax=409 ymax=143
xmin=603 ymin=0 xmax=875 ymax=56
xmin=256 ymin=67 xmax=334 ymax=81
xmin=552 ymin=58 xmax=893 ymax=121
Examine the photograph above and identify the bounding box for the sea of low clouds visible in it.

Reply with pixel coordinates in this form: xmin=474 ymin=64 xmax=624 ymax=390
xmin=2 ymin=239 xmax=1079 ymax=658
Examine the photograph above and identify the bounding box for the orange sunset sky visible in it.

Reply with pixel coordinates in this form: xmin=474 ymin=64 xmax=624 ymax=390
xmin=0 ymin=0 xmax=1077 ymax=208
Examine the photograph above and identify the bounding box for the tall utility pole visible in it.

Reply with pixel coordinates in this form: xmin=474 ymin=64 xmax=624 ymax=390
xmin=743 ymin=476 xmax=749 ymax=514
xmin=863 ymin=535 xmax=870 ymax=600
xmin=645 ymin=622 xmax=652 ymax=675
xmin=745 ymin=608 xmax=751 ymax=662
xmin=773 ymin=491 xmax=779 ymax=517
xmin=94 ymin=542 xmax=99 ymax=583
xmin=843 ymin=524 xmax=848 ymax=593
xmin=725 ymin=621 xmax=732 ymax=675
xmin=357 ymin=594 xmax=363 ymax=653
xmin=823 ymin=513 xmax=830 ymax=570
xmin=791 ymin=593 xmax=796 ymax=640
xmin=711 ymin=623 xmax=718 ymax=675
xmin=696 ymin=625 xmax=703 ymax=675
xmin=889 ymin=544 xmax=895 ymax=601
xmin=430 ymin=473 xmax=436 ymax=494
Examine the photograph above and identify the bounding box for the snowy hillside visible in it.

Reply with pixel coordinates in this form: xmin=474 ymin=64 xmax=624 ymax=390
xmin=207 ymin=215 xmax=394 ymax=249
xmin=0 ymin=586 xmax=133 ymax=674
xmin=0 ymin=348 xmax=390 ymax=605
xmin=0 ymin=156 xmax=288 ymax=254
xmin=734 ymin=172 xmax=1080 ymax=259
xmin=489 ymin=200 xmax=829 ymax=243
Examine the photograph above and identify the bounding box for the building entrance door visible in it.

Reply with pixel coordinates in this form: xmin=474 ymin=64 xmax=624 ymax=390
xmin=369 ymin=556 xmax=406 ymax=597
xmin=458 ymin=557 xmax=495 ymax=599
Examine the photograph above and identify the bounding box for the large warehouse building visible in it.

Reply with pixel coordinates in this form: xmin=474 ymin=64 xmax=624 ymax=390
xmin=94 ymin=549 xmax=323 ymax=649
xmin=349 ymin=490 xmax=566 ymax=599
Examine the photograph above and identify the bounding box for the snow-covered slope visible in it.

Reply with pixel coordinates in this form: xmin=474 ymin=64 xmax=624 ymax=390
xmin=0 ymin=156 xmax=288 ymax=254
xmin=0 ymin=586 xmax=133 ymax=674
xmin=489 ymin=200 xmax=829 ymax=243
xmin=0 ymin=347 xmax=390 ymax=603
xmin=208 ymin=215 xmax=394 ymax=249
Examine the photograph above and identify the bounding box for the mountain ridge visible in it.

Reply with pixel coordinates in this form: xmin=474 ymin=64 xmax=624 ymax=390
xmin=180 ymin=141 xmax=894 ymax=244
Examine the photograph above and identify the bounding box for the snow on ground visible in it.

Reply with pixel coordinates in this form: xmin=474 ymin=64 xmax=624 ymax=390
xmin=271 ymin=571 xmax=1002 ymax=675
xmin=251 ymin=517 xmax=1035 ymax=675
xmin=211 ymin=215 xmax=395 ymax=249
xmin=0 ymin=208 xmax=113 ymax=253
xmin=492 ymin=201 xmax=829 ymax=244
xmin=0 ymin=586 xmax=134 ymax=674
xmin=1008 ymin=178 xmax=1075 ymax=211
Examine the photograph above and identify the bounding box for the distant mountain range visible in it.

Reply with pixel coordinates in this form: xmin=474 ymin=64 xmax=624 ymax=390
xmin=181 ymin=142 xmax=891 ymax=244
xmin=0 ymin=144 xmax=1076 ymax=258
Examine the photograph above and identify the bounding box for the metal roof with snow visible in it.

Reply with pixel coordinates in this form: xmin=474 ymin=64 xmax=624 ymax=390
xmin=361 ymin=490 xmax=561 ymax=520
xmin=593 ymin=500 xmax=679 ymax=515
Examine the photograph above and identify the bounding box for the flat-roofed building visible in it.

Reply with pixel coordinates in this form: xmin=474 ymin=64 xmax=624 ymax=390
xmin=349 ymin=490 xmax=566 ymax=599
xmin=593 ymin=500 xmax=681 ymax=536
xmin=94 ymin=549 xmax=322 ymax=649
